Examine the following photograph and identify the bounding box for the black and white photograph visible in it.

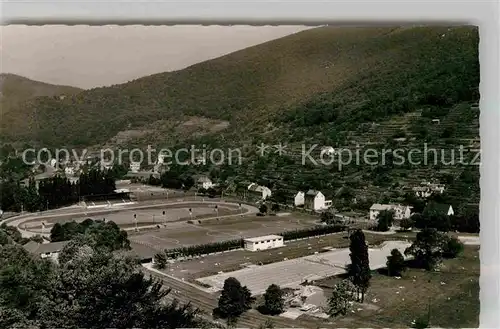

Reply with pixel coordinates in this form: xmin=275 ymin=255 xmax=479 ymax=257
xmin=0 ymin=22 xmax=482 ymax=329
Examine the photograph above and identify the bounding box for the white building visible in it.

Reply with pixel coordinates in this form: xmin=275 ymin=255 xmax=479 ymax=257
xmin=247 ymin=183 xmax=272 ymax=200
xmin=244 ymin=235 xmax=284 ymax=252
xmin=304 ymin=190 xmax=332 ymax=211
xmin=369 ymin=204 xmax=412 ymax=221
xmin=197 ymin=176 xmax=214 ymax=190
xmin=294 ymin=191 xmax=305 ymax=206
xmin=23 ymin=241 xmax=69 ymax=263
xmin=130 ymin=162 xmax=141 ymax=173
xmin=413 ymin=182 xmax=445 ymax=198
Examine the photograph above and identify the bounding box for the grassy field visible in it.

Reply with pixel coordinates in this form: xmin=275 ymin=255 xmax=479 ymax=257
xmin=313 ymin=245 xmax=479 ymax=328
xmin=128 ymin=212 xmax=319 ymax=250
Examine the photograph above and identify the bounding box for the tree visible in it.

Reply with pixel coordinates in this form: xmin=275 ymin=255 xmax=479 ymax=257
xmin=376 ymin=210 xmax=394 ymax=231
xmin=259 ymin=204 xmax=268 ymax=214
xmin=415 ymin=205 xmax=451 ymax=231
xmin=399 ymin=217 xmax=414 ymax=231
xmin=154 ymin=252 xmax=167 ymax=269
xmin=50 ymin=219 xmax=130 ymax=252
xmin=404 ymin=228 xmax=449 ymax=270
xmin=327 ymin=279 xmax=356 ymax=317
xmin=386 ymin=248 xmax=407 ymax=277
xmin=271 ymin=203 xmax=280 ymax=213
xmin=442 ymin=236 xmax=464 ymax=259
xmin=320 ymin=211 xmax=335 ymax=224
xmin=39 ymin=250 xmax=200 ymax=329
xmin=27 ymin=235 xmax=44 ymax=244
xmin=347 ymin=229 xmax=371 ymax=302
xmin=259 ymin=284 xmax=284 ymax=315
xmin=49 ymin=223 xmax=66 ymax=242
xmin=213 ymin=277 xmax=255 ymax=324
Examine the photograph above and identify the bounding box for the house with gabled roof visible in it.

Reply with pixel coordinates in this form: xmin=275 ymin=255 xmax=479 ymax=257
xmin=247 ymin=183 xmax=272 ymax=200
xmin=294 ymin=191 xmax=305 ymax=207
xmin=195 ymin=175 xmax=214 ymax=190
xmin=369 ymin=203 xmax=412 ymax=221
xmin=304 ymin=190 xmax=332 ymax=211
xmin=23 ymin=240 xmax=69 ymax=263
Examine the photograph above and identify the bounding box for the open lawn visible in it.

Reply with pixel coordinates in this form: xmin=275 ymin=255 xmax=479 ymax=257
xmin=313 ymin=245 xmax=480 ymax=328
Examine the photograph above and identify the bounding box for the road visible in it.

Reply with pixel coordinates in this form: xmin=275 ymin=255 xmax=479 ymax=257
xmin=3 ymin=199 xmax=259 ymax=239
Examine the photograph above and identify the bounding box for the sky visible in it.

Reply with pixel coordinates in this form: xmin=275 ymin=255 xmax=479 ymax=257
xmin=0 ymin=25 xmax=311 ymax=89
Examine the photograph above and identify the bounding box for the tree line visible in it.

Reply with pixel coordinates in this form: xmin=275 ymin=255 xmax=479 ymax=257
xmin=0 ymin=168 xmax=117 ymax=212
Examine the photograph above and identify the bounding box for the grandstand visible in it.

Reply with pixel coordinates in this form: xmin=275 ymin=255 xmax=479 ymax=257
xmin=80 ymin=191 xmax=135 ymax=209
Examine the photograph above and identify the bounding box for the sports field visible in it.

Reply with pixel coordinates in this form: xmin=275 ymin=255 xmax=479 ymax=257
xmin=128 ymin=213 xmax=319 ymax=250
xmin=20 ymin=201 xmax=244 ymax=231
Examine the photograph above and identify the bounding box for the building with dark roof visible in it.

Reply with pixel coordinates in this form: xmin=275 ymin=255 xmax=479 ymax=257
xmin=23 ymin=240 xmax=69 ymax=263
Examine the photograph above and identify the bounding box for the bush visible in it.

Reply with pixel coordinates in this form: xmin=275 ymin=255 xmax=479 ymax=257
xmin=400 ymin=217 xmax=414 ymax=231
xmin=442 ymin=236 xmax=464 ymax=258
xmin=386 ymin=248 xmax=407 ymax=277
xmin=154 ymin=252 xmax=167 ymax=269
xmin=412 ymin=316 xmax=430 ymax=328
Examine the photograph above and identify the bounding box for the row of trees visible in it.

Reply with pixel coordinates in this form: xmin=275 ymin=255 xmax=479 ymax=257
xmin=281 ymin=224 xmax=346 ymax=240
xmin=164 ymin=239 xmax=244 ymax=259
xmin=0 ymin=168 xmax=117 ymax=212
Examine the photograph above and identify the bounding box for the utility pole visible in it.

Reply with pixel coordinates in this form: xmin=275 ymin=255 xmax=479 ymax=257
xmin=134 ymin=213 xmax=138 ymax=231
xmin=189 ymin=208 xmax=193 ymax=221
xmin=427 ymin=276 xmax=432 ymax=325
xmin=162 ymin=210 xmax=166 ymax=226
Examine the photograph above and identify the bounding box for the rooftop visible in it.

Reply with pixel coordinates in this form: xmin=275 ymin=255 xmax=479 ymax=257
xmin=305 ymin=189 xmax=320 ymax=196
xmin=23 ymin=241 xmax=69 ymax=254
xmin=370 ymin=203 xmax=411 ymax=211
xmin=197 ymin=176 xmax=212 ymax=183
xmin=244 ymin=235 xmax=283 ymax=243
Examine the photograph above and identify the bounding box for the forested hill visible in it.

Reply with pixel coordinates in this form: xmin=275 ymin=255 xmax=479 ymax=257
xmin=0 ymin=25 xmax=478 ymax=149
xmin=0 ymin=73 xmax=82 ymax=116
